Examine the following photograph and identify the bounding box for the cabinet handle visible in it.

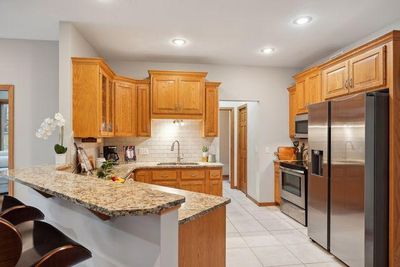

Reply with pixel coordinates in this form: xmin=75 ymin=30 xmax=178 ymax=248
xmin=345 ymin=80 xmax=349 ymax=89
xmin=349 ymin=78 xmax=353 ymax=88
xmin=191 ymin=174 xmax=196 ymax=177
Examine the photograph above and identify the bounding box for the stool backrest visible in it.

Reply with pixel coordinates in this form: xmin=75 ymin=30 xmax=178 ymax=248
xmin=0 ymin=218 xmax=22 ymax=267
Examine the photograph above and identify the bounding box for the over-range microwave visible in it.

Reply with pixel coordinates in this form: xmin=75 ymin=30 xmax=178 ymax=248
xmin=295 ymin=114 xmax=308 ymax=139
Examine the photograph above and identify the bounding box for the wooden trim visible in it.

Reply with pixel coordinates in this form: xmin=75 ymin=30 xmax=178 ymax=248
xmin=246 ymin=194 xmax=276 ymax=207
xmin=148 ymin=70 xmax=208 ymax=77
xmin=0 ymin=85 xmax=14 ymax=196
xmin=71 ymin=57 xmax=115 ymax=77
xmin=220 ymin=107 xmax=235 ymax=189
xmin=151 ymin=114 xmax=203 ymax=120
xmin=89 ymin=210 xmax=111 ymax=221
xmin=222 ymin=175 xmax=229 ymax=180
xmin=205 ymin=81 xmax=221 ymax=87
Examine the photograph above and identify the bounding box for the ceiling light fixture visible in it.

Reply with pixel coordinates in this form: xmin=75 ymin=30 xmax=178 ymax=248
xmin=293 ymin=16 xmax=313 ymax=25
xmin=171 ymin=38 xmax=187 ymax=46
xmin=261 ymin=47 xmax=275 ymax=54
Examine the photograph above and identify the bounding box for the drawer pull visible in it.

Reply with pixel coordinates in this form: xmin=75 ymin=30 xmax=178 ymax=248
xmin=191 ymin=174 xmax=196 ymax=177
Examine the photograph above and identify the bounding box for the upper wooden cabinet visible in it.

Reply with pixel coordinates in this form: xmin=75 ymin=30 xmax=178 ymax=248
xmin=287 ymin=85 xmax=296 ymax=138
xmin=114 ymin=78 xmax=137 ymax=137
xmin=322 ymin=45 xmax=386 ymax=99
xmin=137 ymin=82 xmax=151 ymax=137
xmin=294 ymin=67 xmax=322 ymax=114
xmin=203 ymin=82 xmax=220 ymax=137
xmin=73 ymin=58 xmax=115 ymax=138
xmin=150 ymin=71 xmax=207 ymax=119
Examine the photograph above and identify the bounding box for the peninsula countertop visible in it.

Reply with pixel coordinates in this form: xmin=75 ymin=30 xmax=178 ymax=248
xmin=1 ymin=165 xmax=230 ymax=224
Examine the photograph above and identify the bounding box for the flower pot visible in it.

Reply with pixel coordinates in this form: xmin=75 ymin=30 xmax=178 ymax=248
xmin=202 ymin=152 xmax=209 ymax=158
xmin=55 ymin=153 xmax=67 ymax=166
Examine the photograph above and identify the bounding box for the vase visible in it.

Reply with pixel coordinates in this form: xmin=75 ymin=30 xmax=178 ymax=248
xmin=55 ymin=153 xmax=67 ymax=166
xmin=202 ymin=152 xmax=209 ymax=162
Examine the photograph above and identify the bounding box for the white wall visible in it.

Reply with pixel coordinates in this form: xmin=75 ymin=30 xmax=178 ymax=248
xmin=108 ymin=60 xmax=298 ymax=203
xmin=0 ymin=39 xmax=59 ymax=167
xmin=219 ymin=110 xmax=230 ymax=176
xmin=59 ymin=22 xmax=100 ymax=161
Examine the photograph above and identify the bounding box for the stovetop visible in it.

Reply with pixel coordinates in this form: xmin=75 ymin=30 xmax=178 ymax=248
xmin=279 ymin=160 xmax=308 ymax=171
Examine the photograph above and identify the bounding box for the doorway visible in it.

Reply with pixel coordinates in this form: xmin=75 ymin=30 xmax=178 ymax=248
xmin=219 ymin=108 xmax=234 ymax=188
xmin=0 ymin=85 xmax=14 ymax=196
xmin=237 ymin=105 xmax=247 ymax=194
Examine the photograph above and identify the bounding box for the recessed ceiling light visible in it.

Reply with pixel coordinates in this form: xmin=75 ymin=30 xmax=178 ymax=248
xmin=293 ymin=16 xmax=313 ymax=25
xmin=261 ymin=47 xmax=275 ymax=54
xmin=171 ymin=38 xmax=187 ymax=46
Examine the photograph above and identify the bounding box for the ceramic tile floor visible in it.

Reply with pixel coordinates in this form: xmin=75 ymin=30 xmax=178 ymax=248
xmin=223 ymin=181 xmax=347 ymax=267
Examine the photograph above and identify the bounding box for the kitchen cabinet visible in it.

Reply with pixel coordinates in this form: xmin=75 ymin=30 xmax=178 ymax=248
xmin=137 ymin=82 xmax=151 ymax=137
xmin=322 ymin=45 xmax=386 ymax=99
xmin=287 ymin=86 xmax=296 ymax=138
xmin=114 ymin=79 xmax=137 ymax=136
xmin=274 ymin=161 xmax=281 ymax=205
xmin=294 ymin=67 xmax=322 ymax=115
xmin=149 ymin=71 xmax=207 ymax=119
xmin=308 ymin=71 xmax=322 ymax=105
xmin=203 ymin=82 xmax=220 ymax=137
xmin=134 ymin=167 xmax=223 ymax=196
xmin=296 ymin=79 xmax=307 ymax=114
xmin=72 ymin=58 xmax=115 ymax=138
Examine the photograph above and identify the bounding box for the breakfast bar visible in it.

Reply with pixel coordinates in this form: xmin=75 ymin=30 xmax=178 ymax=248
xmin=2 ymin=165 xmax=230 ymax=267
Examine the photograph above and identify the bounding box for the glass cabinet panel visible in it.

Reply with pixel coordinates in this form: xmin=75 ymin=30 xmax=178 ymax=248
xmin=108 ymin=80 xmax=113 ymax=132
xmin=101 ymin=73 xmax=107 ymax=132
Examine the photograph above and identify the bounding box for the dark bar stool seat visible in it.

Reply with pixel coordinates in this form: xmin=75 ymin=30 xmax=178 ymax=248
xmin=0 ymin=218 xmax=92 ymax=267
xmin=0 ymin=195 xmax=44 ymax=225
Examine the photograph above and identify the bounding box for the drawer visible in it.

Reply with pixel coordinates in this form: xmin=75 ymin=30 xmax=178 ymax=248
xmin=181 ymin=169 xmax=206 ymax=180
xmin=209 ymin=169 xmax=222 ymax=180
xmin=152 ymin=170 xmax=178 ymax=181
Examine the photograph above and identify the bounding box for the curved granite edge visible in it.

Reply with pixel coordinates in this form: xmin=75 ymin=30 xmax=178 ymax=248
xmin=2 ymin=166 xmax=185 ymax=217
xmin=112 ymin=162 xmax=224 ymax=179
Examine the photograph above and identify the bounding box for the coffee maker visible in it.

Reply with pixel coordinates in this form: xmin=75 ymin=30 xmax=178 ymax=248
xmin=103 ymin=146 xmax=119 ymax=164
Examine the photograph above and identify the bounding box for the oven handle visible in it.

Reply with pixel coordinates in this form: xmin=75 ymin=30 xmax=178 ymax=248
xmin=279 ymin=166 xmax=305 ymax=175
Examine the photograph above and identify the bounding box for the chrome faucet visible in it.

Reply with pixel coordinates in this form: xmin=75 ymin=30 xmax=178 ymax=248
xmin=171 ymin=140 xmax=183 ymax=164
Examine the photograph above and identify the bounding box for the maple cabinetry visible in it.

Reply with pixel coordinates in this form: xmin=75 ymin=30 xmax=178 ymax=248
xmin=114 ymin=78 xmax=137 ymax=136
xmin=287 ymin=86 xmax=296 ymax=138
xmin=134 ymin=167 xmax=222 ymax=196
xmin=73 ymin=58 xmax=115 ymax=138
xmin=136 ymin=82 xmax=151 ymax=137
xmin=294 ymin=68 xmax=322 ymax=114
xmin=322 ymin=45 xmax=386 ymax=99
xmin=203 ymin=82 xmax=220 ymax=137
xmin=150 ymin=71 xmax=207 ymax=118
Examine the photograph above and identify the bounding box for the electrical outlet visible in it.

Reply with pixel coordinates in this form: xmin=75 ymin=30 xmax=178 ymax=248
xmin=138 ymin=148 xmax=149 ymax=155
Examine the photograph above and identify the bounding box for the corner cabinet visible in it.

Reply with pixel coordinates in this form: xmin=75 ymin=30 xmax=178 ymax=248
xmin=137 ymin=82 xmax=151 ymax=137
xmin=150 ymin=71 xmax=207 ymax=119
xmin=203 ymin=82 xmax=220 ymax=137
xmin=114 ymin=78 xmax=137 ymax=137
xmin=73 ymin=58 xmax=115 ymax=138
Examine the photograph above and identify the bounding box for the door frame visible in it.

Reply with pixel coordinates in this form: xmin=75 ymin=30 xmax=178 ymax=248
xmin=219 ymin=107 xmax=235 ymax=189
xmin=0 ymin=85 xmax=14 ymax=195
xmin=237 ymin=104 xmax=247 ymax=194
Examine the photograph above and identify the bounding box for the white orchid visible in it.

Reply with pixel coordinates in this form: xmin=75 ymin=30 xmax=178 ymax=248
xmin=36 ymin=112 xmax=67 ymax=154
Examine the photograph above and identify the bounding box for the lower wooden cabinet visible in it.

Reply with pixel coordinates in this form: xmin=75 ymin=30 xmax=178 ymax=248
xmin=274 ymin=161 xmax=281 ymax=205
xmin=134 ymin=168 xmax=222 ymax=196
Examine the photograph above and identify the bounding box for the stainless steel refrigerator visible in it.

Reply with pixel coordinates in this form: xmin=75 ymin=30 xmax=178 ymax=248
xmin=308 ymin=91 xmax=389 ymax=267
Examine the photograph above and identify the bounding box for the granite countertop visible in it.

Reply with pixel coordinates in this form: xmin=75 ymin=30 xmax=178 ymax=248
xmin=111 ymin=162 xmax=224 ymax=178
xmin=2 ymin=165 xmax=229 ymax=224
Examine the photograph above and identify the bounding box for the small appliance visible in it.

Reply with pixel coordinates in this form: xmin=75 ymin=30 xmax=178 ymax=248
xmin=294 ymin=114 xmax=308 ymax=139
xmin=103 ymin=146 xmax=119 ymax=164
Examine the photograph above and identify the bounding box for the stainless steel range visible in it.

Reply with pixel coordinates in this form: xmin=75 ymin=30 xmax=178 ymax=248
xmin=279 ymin=161 xmax=307 ymax=226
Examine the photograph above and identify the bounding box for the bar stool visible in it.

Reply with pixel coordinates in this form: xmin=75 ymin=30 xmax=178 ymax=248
xmin=0 ymin=195 xmax=44 ymax=225
xmin=0 ymin=218 xmax=92 ymax=267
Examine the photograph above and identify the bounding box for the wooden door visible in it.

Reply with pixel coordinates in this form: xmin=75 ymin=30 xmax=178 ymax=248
xmin=209 ymin=169 xmax=222 ymax=196
xmin=137 ymin=83 xmax=151 ymax=137
xmin=178 ymin=77 xmax=204 ymax=114
xmin=296 ymin=80 xmax=307 ymax=114
xmin=237 ymin=106 xmax=247 ymax=194
xmin=322 ymin=61 xmax=349 ymax=99
xmin=152 ymin=75 xmax=179 ymax=114
xmin=308 ymin=72 xmax=322 ymax=104
xmin=203 ymin=83 xmax=219 ymax=137
xmin=288 ymin=86 xmax=296 ymax=138
xmin=348 ymin=45 xmax=386 ymax=93
xmin=114 ymin=81 xmax=136 ymax=136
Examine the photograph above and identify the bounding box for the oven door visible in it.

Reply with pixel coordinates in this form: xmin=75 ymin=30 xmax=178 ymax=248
xmin=280 ymin=167 xmax=306 ymax=208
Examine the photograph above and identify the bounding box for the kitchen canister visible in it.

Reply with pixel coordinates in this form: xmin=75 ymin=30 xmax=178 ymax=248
xmin=208 ymin=154 xmax=216 ymax=163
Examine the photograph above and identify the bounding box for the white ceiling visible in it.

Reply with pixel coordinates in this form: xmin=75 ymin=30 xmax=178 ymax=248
xmin=1 ymin=0 xmax=400 ymax=67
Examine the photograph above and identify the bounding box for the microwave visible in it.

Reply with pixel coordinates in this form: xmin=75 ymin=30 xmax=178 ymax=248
xmin=295 ymin=114 xmax=308 ymax=138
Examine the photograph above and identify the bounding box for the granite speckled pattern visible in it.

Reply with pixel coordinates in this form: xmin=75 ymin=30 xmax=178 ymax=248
xmin=112 ymin=162 xmax=224 ymax=179
xmin=2 ymin=165 xmax=230 ymax=224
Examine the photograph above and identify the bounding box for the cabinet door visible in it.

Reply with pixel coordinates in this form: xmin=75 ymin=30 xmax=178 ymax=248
xmin=152 ymin=76 xmax=179 ymax=114
xmin=308 ymin=73 xmax=321 ymax=105
xmin=296 ymin=80 xmax=307 ymax=114
xmin=274 ymin=162 xmax=281 ymax=204
xmin=178 ymin=78 xmax=204 ymax=114
xmin=322 ymin=61 xmax=349 ymax=99
xmin=203 ymin=85 xmax=219 ymax=137
xmin=115 ymin=81 xmax=136 ymax=136
xmin=349 ymin=45 xmax=386 ymax=93
xmin=137 ymin=83 xmax=151 ymax=137
xmin=180 ymin=180 xmax=206 ymax=194
xmin=99 ymin=71 xmax=114 ymax=137
xmin=288 ymin=86 xmax=296 ymax=138
xmin=181 ymin=169 xmax=206 ymax=180
xmin=209 ymin=179 xmax=222 ymax=196
xmin=152 ymin=170 xmax=178 ymax=181
xmin=135 ymin=170 xmax=151 ymax=183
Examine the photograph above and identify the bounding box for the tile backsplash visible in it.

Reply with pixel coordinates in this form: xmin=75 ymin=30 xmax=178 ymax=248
xmin=103 ymin=120 xmax=216 ymax=162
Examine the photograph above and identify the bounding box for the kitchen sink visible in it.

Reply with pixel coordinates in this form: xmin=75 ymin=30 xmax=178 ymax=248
xmin=157 ymin=162 xmax=199 ymax=166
